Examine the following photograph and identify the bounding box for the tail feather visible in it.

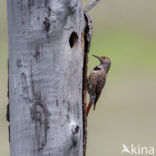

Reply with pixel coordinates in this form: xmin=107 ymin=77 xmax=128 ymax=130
xmin=93 ymin=103 xmax=96 ymax=110
xmin=86 ymin=101 xmax=92 ymax=116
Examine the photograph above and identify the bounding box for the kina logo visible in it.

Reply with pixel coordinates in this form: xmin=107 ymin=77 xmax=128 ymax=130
xmin=121 ymin=144 xmax=154 ymax=155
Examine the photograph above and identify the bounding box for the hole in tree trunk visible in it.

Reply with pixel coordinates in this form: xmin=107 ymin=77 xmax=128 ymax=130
xmin=69 ymin=32 xmax=78 ymax=49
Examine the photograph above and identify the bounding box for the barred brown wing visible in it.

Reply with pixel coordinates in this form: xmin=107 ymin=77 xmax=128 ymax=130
xmin=94 ymin=70 xmax=106 ymax=109
xmin=87 ymin=70 xmax=99 ymax=95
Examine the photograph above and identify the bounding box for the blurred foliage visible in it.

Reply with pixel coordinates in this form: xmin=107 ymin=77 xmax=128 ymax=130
xmin=0 ymin=0 xmax=156 ymax=156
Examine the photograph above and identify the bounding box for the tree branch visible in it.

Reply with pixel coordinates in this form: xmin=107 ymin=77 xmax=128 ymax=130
xmin=84 ymin=0 xmax=101 ymax=13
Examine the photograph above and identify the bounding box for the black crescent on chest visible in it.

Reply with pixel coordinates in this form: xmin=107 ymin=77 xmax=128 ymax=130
xmin=93 ymin=66 xmax=101 ymax=71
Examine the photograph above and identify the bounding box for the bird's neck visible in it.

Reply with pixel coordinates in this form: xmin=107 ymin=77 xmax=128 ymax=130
xmin=100 ymin=63 xmax=110 ymax=73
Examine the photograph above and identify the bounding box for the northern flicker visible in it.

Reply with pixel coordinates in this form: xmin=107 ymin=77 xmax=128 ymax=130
xmin=86 ymin=55 xmax=111 ymax=116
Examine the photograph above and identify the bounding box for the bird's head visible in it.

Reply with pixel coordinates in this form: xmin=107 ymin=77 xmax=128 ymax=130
xmin=92 ymin=55 xmax=111 ymax=73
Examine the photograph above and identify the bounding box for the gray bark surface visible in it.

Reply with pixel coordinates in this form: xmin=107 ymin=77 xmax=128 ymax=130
xmin=7 ymin=0 xmax=86 ymax=155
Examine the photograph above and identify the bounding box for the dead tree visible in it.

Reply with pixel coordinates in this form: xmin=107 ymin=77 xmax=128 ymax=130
xmin=7 ymin=0 xmax=100 ymax=155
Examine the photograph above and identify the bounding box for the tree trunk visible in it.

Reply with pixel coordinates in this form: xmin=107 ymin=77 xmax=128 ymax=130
xmin=7 ymin=0 xmax=88 ymax=155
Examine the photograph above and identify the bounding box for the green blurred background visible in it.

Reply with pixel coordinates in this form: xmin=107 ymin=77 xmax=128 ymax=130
xmin=0 ymin=0 xmax=156 ymax=155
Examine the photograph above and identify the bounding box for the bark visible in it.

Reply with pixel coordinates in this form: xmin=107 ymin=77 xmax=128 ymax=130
xmin=7 ymin=0 xmax=88 ymax=155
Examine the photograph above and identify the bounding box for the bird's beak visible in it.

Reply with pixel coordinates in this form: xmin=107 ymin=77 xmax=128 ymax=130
xmin=92 ymin=54 xmax=100 ymax=61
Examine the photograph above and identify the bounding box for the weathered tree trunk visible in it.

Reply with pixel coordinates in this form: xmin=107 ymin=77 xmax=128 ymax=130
xmin=7 ymin=0 xmax=88 ymax=155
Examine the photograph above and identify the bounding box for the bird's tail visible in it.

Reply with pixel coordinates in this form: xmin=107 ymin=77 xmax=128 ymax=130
xmin=93 ymin=103 xmax=96 ymax=110
xmin=86 ymin=100 xmax=92 ymax=116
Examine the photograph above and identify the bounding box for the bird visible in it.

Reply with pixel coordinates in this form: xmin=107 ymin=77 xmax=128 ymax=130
xmin=86 ymin=55 xmax=111 ymax=116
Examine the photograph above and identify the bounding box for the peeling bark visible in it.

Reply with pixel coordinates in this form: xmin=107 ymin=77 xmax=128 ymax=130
xmin=82 ymin=12 xmax=93 ymax=156
xmin=7 ymin=0 xmax=87 ymax=155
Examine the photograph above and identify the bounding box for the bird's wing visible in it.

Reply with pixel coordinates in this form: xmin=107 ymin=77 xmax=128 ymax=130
xmin=93 ymin=71 xmax=106 ymax=110
xmin=87 ymin=70 xmax=98 ymax=94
